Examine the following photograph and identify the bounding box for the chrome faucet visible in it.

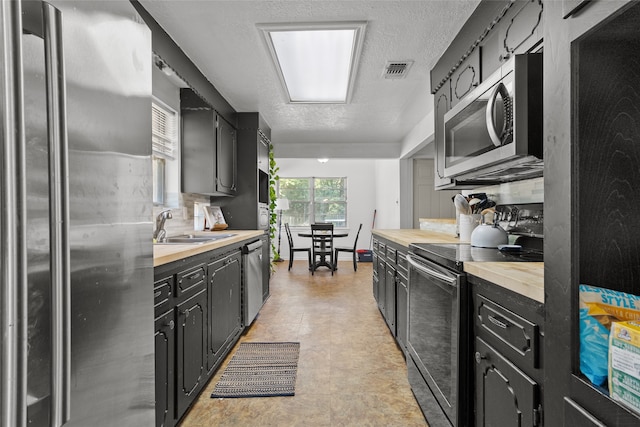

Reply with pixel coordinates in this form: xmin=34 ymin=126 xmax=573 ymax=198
xmin=153 ymin=209 xmax=173 ymax=243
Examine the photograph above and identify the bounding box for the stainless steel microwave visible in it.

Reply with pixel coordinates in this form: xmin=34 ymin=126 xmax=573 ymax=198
xmin=443 ymin=54 xmax=543 ymax=182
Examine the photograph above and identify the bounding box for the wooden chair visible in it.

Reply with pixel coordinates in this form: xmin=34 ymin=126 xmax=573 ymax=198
xmin=285 ymin=223 xmax=311 ymax=271
xmin=310 ymin=223 xmax=334 ymax=275
xmin=334 ymin=223 xmax=363 ymax=271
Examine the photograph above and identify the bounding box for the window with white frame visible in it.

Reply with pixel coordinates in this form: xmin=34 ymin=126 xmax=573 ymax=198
xmin=152 ymin=98 xmax=179 ymax=206
xmin=278 ymin=177 xmax=347 ymax=227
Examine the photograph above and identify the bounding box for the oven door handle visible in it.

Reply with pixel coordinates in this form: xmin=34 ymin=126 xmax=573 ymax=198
xmin=406 ymin=255 xmax=456 ymax=285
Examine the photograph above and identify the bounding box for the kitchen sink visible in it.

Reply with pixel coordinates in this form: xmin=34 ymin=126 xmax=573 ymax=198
xmin=155 ymin=234 xmax=236 ymax=245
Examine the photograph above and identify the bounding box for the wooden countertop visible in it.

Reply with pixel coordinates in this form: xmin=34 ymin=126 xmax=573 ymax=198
xmin=464 ymin=262 xmax=544 ymax=303
xmin=373 ymin=229 xmax=460 ymax=246
xmin=372 ymin=229 xmax=544 ymax=304
xmin=153 ymin=230 xmax=265 ymax=267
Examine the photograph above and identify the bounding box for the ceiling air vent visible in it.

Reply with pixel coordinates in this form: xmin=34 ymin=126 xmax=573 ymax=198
xmin=383 ymin=60 xmax=413 ymax=79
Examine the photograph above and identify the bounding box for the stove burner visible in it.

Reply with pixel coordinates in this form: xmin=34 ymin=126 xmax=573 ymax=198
xmin=410 ymin=240 xmax=543 ymax=271
xmin=499 ymin=249 xmax=544 ymax=262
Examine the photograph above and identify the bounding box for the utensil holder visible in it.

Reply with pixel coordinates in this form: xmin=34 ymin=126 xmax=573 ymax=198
xmin=459 ymin=214 xmax=481 ymax=243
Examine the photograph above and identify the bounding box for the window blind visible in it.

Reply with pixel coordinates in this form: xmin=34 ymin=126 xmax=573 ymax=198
xmin=152 ymin=101 xmax=177 ymax=158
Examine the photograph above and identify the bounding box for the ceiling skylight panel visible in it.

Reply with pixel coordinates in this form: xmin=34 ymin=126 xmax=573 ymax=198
xmin=258 ymin=22 xmax=367 ymax=104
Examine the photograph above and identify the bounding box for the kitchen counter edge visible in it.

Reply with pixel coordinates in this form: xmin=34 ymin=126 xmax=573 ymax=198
xmin=372 ymin=229 xmax=544 ymax=304
xmin=153 ymin=230 xmax=266 ymax=267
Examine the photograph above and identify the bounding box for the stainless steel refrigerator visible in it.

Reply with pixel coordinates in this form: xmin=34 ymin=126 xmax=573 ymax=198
xmin=1 ymin=1 xmax=155 ymax=426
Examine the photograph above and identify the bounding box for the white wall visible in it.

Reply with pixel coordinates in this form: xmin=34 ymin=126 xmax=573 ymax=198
xmin=373 ymin=159 xmax=401 ymax=229
xmin=275 ymin=158 xmax=377 ymax=261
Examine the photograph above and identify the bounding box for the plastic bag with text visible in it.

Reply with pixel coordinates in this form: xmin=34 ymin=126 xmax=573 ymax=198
xmin=579 ymin=285 xmax=640 ymax=386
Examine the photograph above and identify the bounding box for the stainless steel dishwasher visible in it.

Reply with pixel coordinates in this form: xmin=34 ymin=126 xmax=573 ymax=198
xmin=242 ymin=240 xmax=264 ymax=326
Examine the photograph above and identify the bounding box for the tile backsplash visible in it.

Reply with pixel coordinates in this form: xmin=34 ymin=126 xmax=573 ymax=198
xmin=470 ymin=177 xmax=544 ymax=205
xmin=152 ymin=193 xmax=211 ymax=237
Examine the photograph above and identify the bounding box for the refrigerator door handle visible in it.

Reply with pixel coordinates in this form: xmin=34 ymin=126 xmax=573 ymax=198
xmin=1 ymin=1 xmax=28 ymax=426
xmin=43 ymin=2 xmax=71 ymax=426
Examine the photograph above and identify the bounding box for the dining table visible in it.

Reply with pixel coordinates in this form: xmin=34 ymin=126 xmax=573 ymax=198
xmin=298 ymin=230 xmax=349 ymax=271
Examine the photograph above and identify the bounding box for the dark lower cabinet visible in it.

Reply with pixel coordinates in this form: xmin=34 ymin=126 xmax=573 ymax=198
xmin=372 ymin=252 xmax=379 ymax=303
xmin=396 ymin=271 xmax=408 ymax=354
xmin=261 ymin=235 xmax=270 ymax=302
xmin=471 ymin=275 xmax=544 ymax=427
xmin=154 ymin=243 xmax=251 ymax=427
xmin=377 ymin=255 xmax=386 ymax=313
xmin=372 ymin=236 xmax=409 ymax=355
xmin=155 ymin=310 xmax=175 ymax=427
xmin=207 ymin=251 xmax=242 ymax=372
xmin=385 ymin=262 xmax=396 ymax=333
xmin=475 ymin=337 xmax=541 ymax=427
xmin=563 ymin=398 xmax=607 ymax=427
xmin=176 ymin=288 xmax=207 ymax=417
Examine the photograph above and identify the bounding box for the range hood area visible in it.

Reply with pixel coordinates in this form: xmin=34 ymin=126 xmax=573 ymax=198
xmin=453 ymin=155 xmax=543 ymax=183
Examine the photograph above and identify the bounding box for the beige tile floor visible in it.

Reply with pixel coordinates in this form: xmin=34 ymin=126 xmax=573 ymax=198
xmin=180 ymin=260 xmax=428 ymax=427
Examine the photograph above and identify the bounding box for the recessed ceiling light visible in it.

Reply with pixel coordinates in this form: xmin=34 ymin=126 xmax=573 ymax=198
xmin=257 ymin=22 xmax=367 ymax=104
xmin=317 ymin=158 xmax=329 ymax=163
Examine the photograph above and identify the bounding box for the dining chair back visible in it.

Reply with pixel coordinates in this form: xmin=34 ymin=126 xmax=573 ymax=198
xmin=311 ymin=223 xmax=334 ymax=275
xmin=334 ymin=223 xmax=363 ymax=271
xmin=285 ymin=223 xmax=311 ymax=271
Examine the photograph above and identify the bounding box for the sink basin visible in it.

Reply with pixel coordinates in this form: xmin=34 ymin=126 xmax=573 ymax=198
xmin=155 ymin=234 xmax=236 ymax=245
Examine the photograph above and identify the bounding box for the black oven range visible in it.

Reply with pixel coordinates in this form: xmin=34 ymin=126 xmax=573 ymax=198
xmin=406 ymin=238 xmax=542 ymax=427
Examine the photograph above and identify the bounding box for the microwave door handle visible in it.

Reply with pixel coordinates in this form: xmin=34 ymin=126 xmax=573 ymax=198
xmin=486 ymin=82 xmax=507 ymax=147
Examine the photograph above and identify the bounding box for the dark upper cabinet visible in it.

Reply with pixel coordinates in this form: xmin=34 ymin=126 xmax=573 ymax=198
xmin=498 ymin=0 xmax=543 ymax=61
xmin=430 ymin=0 xmax=545 ymax=191
xmin=433 ymin=82 xmax=456 ymax=189
xmin=181 ymin=88 xmax=237 ymax=196
xmin=450 ymin=49 xmax=480 ymax=108
xmin=215 ymin=115 xmax=237 ymax=194
xmin=479 ymin=27 xmax=502 ymax=84
xmin=216 ymin=112 xmax=271 ymax=230
xmin=475 ymin=337 xmax=541 ymax=427
xmin=258 ymin=131 xmax=269 ymax=173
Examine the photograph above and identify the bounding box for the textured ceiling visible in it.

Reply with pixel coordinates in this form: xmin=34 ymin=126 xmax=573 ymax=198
xmin=139 ymin=0 xmax=480 ymax=158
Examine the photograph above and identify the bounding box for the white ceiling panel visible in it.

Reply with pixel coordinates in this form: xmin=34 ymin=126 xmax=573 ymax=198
xmin=139 ymin=0 xmax=480 ymax=158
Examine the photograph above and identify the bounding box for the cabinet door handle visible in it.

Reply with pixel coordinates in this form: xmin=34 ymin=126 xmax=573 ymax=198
xmin=488 ymin=314 xmax=509 ymax=329
xmin=166 ymin=320 xmax=175 ymax=330
xmin=475 ymin=351 xmax=487 ymax=364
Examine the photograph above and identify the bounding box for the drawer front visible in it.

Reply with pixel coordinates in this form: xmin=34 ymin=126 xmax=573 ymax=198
xmin=372 ymin=252 xmax=379 ymax=277
xmin=476 ymin=294 xmax=539 ymax=369
xmin=154 ymin=275 xmax=174 ymax=313
xmin=373 ymin=239 xmax=379 ymax=253
xmin=377 ymin=242 xmax=386 ymax=256
xmin=396 ymin=251 xmax=408 ymax=276
xmin=385 ymin=246 xmax=397 ymax=264
xmin=177 ymin=263 xmax=206 ymax=297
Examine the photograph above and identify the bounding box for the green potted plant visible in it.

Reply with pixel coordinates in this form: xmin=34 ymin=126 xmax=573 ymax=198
xmin=268 ymin=144 xmax=280 ymax=271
